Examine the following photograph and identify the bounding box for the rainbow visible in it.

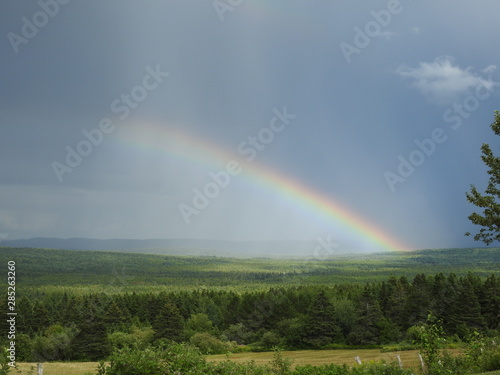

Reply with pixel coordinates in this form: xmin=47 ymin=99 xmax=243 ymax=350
xmin=116 ymin=121 xmax=411 ymax=252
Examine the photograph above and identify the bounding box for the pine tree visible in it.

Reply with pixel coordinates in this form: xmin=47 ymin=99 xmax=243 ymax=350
xmin=430 ymin=273 xmax=447 ymax=319
xmin=15 ymin=297 xmax=33 ymax=335
xmin=152 ymin=302 xmax=184 ymax=342
xmin=440 ymin=273 xmax=461 ymax=334
xmin=480 ymin=274 xmax=500 ymax=330
xmin=406 ymin=274 xmax=431 ymax=327
xmin=383 ymin=276 xmax=409 ymax=329
xmin=73 ymin=300 xmax=110 ymax=360
xmin=303 ymin=290 xmax=342 ymax=347
xmin=104 ymin=300 xmax=128 ymax=330
xmin=453 ymin=278 xmax=484 ymax=332
xmin=348 ymin=286 xmax=383 ymax=345
xmin=31 ymin=301 xmax=51 ymax=333
xmin=466 ymin=110 xmax=500 ymax=244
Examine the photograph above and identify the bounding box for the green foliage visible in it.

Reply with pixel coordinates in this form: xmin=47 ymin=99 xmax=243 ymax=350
xmin=31 ymin=324 xmax=78 ymax=361
xmin=348 ymin=287 xmax=383 ymax=346
xmin=152 ymin=302 xmax=184 ymax=342
xmin=223 ymin=322 xmax=255 ymax=345
xmin=294 ymin=361 xmax=413 ymax=375
xmin=184 ymin=313 xmax=215 ymax=339
xmin=189 ymin=332 xmax=233 ymax=354
xmin=411 ymin=315 xmax=500 ymax=374
xmin=463 ymin=332 xmax=500 ymax=373
xmin=13 ymin=333 xmax=32 ymax=362
xmin=258 ymin=331 xmax=283 ymax=350
xmin=412 ymin=313 xmax=447 ymax=371
xmin=108 ymin=326 xmax=154 ymax=350
xmin=100 ymin=342 xmax=209 ymax=375
xmin=466 ymin=110 xmax=500 ymax=245
xmin=73 ymin=306 xmax=110 ymax=361
xmin=269 ymin=348 xmax=293 ymax=375
xmin=1 ymin=247 xmax=498 ymax=295
xmin=0 ymin=348 xmax=12 ymax=375
xmin=0 ymin=243 xmax=499 ymax=364
xmin=303 ymin=291 xmax=342 ymax=347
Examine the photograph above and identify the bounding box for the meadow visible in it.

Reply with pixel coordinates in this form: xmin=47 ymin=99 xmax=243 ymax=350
xmin=9 ymin=350 xmax=423 ymax=374
xmin=207 ymin=348 xmax=426 ymax=369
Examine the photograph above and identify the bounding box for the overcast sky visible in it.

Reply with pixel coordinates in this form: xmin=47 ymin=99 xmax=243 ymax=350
xmin=1 ymin=0 xmax=500 ymax=253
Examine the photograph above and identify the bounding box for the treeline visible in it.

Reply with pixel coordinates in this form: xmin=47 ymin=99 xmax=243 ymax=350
xmin=2 ymin=272 xmax=499 ymax=361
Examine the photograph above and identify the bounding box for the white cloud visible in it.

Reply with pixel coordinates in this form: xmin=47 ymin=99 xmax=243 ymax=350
xmin=396 ymin=56 xmax=497 ymax=105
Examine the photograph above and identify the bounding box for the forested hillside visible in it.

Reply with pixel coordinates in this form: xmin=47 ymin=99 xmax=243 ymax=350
xmin=1 ymin=273 xmax=499 ymax=361
xmin=0 ymin=246 xmax=499 ymax=364
xmin=0 ymin=246 xmax=498 ymax=292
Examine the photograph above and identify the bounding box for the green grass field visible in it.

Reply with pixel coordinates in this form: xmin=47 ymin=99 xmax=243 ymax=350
xmin=13 ymin=350 xmax=422 ymax=374
xmin=12 ymin=362 xmax=99 ymax=375
xmin=207 ymin=348 xmax=425 ymax=369
xmin=11 ymin=349 xmax=466 ymax=374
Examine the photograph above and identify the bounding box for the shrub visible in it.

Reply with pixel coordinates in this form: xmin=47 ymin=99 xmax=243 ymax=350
xmin=189 ymin=332 xmax=232 ymax=354
xmin=99 ymin=342 xmax=210 ymax=375
xmin=0 ymin=348 xmax=12 ymax=375
xmin=269 ymin=348 xmax=293 ymax=375
xmin=31 ymin=324 xmax=78 ymax=361
xmin=108 ymin=326 xmax=154 ymax=350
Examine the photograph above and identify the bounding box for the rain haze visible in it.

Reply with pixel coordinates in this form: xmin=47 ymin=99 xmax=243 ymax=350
xmin=1 ymin=0 xmax=500 ymax=253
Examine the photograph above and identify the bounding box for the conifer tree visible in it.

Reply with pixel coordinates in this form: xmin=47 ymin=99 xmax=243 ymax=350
xmin=31 ymin=301 xmax=51 ymax=332
xmin=466 ymin=110 xmax=500 ymax=244
xmin=405 ymin=274 xmax=431 ymax=327
xmin=73 ymin=301 xmax=110 ymax=360
xmin=348 ymin=286 xmax=383 ymax=345
xmin=303 ymin=290 xmax=341 ymax=347
xmin=153 ymin=302 xmax=184 ymax=342
xmin=453 ymin=279 xmax=485 ymax=333
xmin=480 ymin=274 xmax=500 ymax=330
xmin=104 ymin=300 xmax=128 ymax=330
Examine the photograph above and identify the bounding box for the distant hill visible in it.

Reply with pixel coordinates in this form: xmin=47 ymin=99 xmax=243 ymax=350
xmin=0 ymin=237 xmax=357 ymax=258
xmin=0 ymin=246 xmax=498 ymax=292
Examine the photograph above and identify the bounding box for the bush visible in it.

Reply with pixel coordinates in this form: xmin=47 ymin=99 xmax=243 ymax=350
xmin=184 ymin=313 xmax=215 ymax=339
xmin=189 ymin=332 xmax=233 ymax=354
xmin=351 ymin=362 xmax=414 ymax=374
xmin=464 ymin=334 xmax=500 ymax=373
xmin=269 ymin=348 xmax=293 ymax=375
xmin=223 ymin=323 xmax=256 ymax=345
xmin=99 ymin=342 xmax=210 ymax=375
xmin=31 ymin=324 xmax=78 ymax=361
xmin=0 ymin=348 xmax=13 ymax=375
xmin=108 ymin=326 xmax=154 ymax=350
